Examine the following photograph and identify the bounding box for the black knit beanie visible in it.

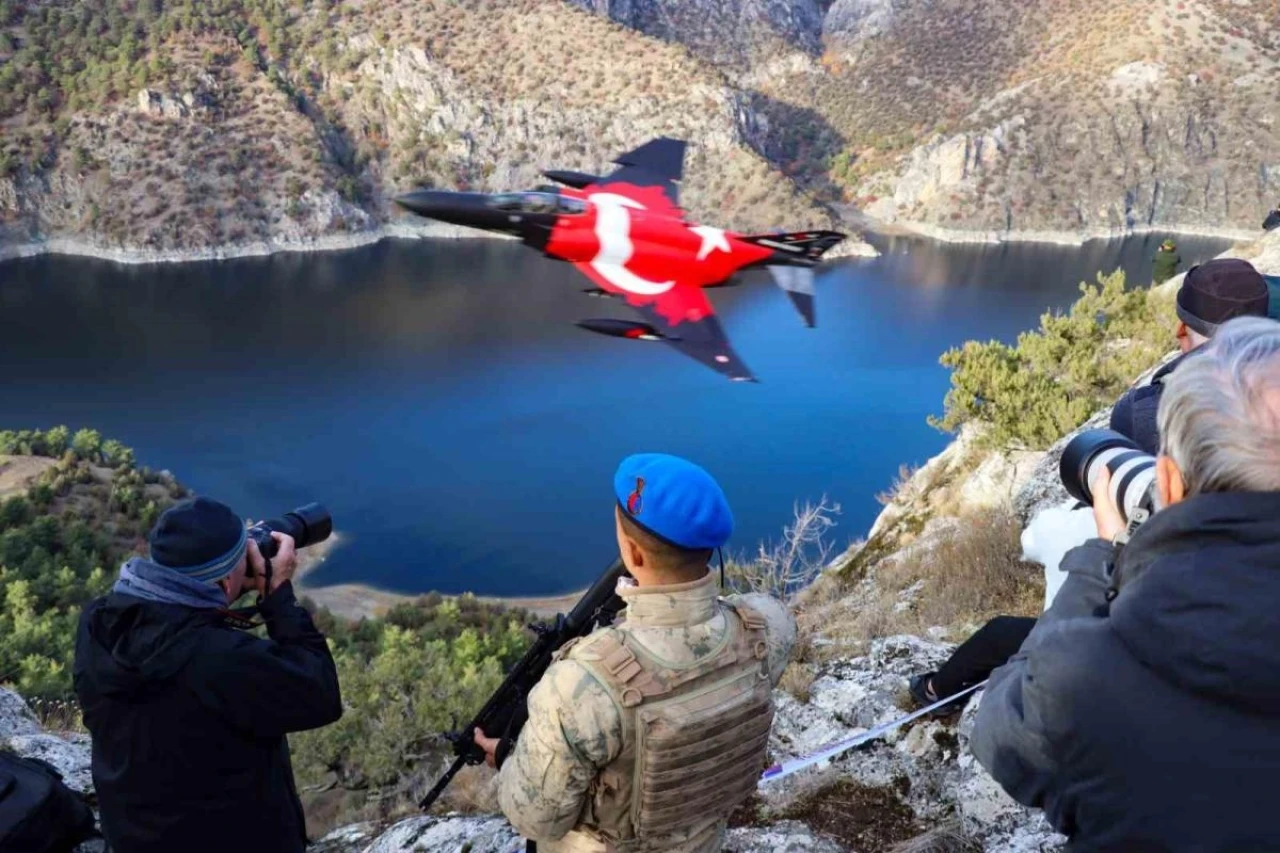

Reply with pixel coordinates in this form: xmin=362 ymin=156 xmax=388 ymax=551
xmin=148 ymin=497 xmax=247 ymax=582
xmin=1177 ymin=259 xmax=1269 ymax=337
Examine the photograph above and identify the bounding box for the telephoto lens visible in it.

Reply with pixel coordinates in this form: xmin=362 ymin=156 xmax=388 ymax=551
xmin=1059 ymin=430 xmax=1158 ymax=527
xmin=246 ymin=503 xmax=333 ymax=567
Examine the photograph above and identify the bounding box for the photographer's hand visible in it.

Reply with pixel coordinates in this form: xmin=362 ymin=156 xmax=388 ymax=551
xmin=266 ymin=532 xmax=298 ymax=593
xmin=245 ymin=539 xmax=269 ymax=597
xmin=1091 ymin=467 xmax=1126 ymax=543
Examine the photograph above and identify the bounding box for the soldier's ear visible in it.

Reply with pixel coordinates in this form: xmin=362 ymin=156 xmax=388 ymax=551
xmin=627 ymin=537 xmax=647 ymax=571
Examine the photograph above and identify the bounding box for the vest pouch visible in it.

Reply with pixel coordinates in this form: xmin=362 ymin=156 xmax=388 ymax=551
xmin=630 ymin=665 xmax=774 ymax=841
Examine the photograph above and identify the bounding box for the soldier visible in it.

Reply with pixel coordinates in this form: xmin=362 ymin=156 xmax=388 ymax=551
xmin=1152 ymin=238 xmax=1182 ymax=284
xmin=474 ymin=453 xmax=796 ymax=852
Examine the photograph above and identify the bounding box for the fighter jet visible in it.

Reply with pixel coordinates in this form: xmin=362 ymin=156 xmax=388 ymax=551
xmin=394 ymin=138 xmax=846 ymax=382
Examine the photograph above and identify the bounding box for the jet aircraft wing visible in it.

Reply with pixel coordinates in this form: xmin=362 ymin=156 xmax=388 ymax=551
xmin=594 ymin=138 xmax=686 ymax=209
xmin=628 ymin=292 xmax=756 ymax=382
xmin=573 ymin=259 xmax=755 ymax=382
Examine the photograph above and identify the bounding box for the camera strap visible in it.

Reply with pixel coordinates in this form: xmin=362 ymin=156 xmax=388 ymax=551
xmin=1113 ymin=507 xmax=1150 ymax=547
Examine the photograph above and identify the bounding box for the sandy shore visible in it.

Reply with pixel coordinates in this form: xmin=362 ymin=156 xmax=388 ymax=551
xmin=292 ymin=540 xmax=585 ymax=621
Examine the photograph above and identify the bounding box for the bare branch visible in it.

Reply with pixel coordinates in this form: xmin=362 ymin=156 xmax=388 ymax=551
xmin=726 ymin=496 xmax=841 ymax=602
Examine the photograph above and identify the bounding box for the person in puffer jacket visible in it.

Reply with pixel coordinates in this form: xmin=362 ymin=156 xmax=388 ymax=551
xmin=972 ymin=316 xmax=1280 ymax=853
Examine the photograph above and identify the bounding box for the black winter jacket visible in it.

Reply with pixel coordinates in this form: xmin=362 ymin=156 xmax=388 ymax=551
xmin=73 ymin=582 xmax=342 ymax=853
xmin=972 ymin=491 xmax=1280 ymax=852
xmin=1108 ymin=352 xmax=1190 ymax=455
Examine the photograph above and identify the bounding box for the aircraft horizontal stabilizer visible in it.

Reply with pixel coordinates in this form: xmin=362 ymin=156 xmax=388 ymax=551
xmin=770 ymin=266 xmax=816 ymax=328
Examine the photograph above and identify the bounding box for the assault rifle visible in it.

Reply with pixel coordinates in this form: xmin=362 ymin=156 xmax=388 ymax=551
xmin=419 ymin=559 xmax=629 ymax=811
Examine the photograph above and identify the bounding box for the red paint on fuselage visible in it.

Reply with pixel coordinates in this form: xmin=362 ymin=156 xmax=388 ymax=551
xmin=543 ymin=183 xmax=773 ymax=326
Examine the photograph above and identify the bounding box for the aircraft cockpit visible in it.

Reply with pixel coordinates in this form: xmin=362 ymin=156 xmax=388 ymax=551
xmin=488 ymin=192 xmax=587 ymax=216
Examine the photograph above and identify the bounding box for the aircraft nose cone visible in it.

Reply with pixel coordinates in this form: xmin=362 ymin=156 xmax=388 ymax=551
xmin=393 ymin=190 xmax=457 ymax=219
xmin=394 ymin=189 xmax=518 ymax=235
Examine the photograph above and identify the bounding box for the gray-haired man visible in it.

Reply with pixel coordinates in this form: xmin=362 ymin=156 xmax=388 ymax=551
xmin=971 ymin=316 xmax=1280 ymax=852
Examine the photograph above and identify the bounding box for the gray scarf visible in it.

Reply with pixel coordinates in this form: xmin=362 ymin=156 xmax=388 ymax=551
xmin=114 ymin=557 xmax=228 ymax=610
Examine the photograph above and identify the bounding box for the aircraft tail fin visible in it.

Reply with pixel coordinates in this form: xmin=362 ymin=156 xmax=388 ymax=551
xmin=769 ymin=266 xmax=816 ymax=328
xmin=741 ymin=230 xmax=846 ymax=262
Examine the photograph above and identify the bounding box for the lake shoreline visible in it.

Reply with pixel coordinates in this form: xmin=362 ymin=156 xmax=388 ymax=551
xmin=876 ymin=218 xmax=1256 ymax=247
xmin=11 ymin=216 xmax=1253 ymax=267
xmin=295 ymin=566 xmax=582 ymax=621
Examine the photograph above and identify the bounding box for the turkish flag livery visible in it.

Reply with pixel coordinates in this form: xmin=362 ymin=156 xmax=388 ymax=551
xmin=549 ymin=183 xmax=772 ymax=327
xmin=394 ymin=137 xmax=848 ymax=381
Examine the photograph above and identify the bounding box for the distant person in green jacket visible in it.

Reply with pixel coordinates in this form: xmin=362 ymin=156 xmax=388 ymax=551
xmin=1153 ymin=238 xmax=1181 ymax=284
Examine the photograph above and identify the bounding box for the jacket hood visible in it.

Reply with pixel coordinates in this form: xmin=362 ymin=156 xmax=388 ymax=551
xmin=1111 ymin=491 xmax=1280 ymax=714
xmin=77 ymin=593 xmax=218 ymax=699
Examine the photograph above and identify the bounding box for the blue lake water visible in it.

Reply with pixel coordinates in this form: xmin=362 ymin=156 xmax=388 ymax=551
xmin=0 ymin=231 xmax=1230 ymax=596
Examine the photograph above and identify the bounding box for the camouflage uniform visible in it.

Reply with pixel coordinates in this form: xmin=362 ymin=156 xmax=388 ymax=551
xmin=497 ymin=573 xmax=796 ymax=852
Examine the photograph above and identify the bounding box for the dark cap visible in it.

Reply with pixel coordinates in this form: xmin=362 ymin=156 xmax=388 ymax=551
xmin=1176 ymin=259 xmax=1269 ymax=337
xmin=148 ymin=497 xmax=247 ymax=582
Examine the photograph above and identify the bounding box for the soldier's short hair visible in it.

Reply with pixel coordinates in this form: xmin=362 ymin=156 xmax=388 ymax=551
xmin=618 ymin=510 xmax=713 ymax=576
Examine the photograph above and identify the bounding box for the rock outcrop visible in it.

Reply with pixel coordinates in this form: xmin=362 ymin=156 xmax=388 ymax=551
xmin=0 ymin=688 xmax=100 ymax=851
xmin=568 ymin=0 xmax=827 ymax=70
xmin=823 ymin=0 xmax=900 ymax=44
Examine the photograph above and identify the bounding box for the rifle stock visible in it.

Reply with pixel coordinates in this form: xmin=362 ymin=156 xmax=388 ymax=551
xmin=419 ymin=559 xmax=628 ymax=811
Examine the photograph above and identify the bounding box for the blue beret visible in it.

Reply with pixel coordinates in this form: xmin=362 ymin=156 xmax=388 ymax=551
xmin=614 ymin=454 xmax=733 ymax=550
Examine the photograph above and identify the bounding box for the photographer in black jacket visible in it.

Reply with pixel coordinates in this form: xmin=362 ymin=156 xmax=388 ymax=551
xmin=1110 ymin=258 xmax=1270 ymax=454
xmin=73 ymin=498 xmax=342 ymax=853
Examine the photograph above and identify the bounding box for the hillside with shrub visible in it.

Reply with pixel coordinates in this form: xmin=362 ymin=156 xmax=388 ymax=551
xmin=5 ymin=1 xmax=1276 ymax=258
xmin=0 ymin=427 xmax=187 ymax=702
xmin=579 ymin=0 xmax=1280 ymax=237
xmin=0 ymin=0 xmax=837 ymax=258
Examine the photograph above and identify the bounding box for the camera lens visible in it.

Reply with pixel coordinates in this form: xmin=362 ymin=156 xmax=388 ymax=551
xmin=1060 ymin=429 xmax=1157 ymax=525
xmin=284 ymin=502 xmax=333 ymax=549
xmin=250 ymin=503 xmax=333 ymax=561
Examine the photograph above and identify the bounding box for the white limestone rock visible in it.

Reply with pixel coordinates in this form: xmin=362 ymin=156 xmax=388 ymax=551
xmin=726 ymin=820 xmax=846 ymax=852
xmin=361 ymin=815 xmax=520 ymax=853
xmin=7 ymin=732 xmax=94 ymax=794
xmin=0 ymin=687 xmax=43 ymax=739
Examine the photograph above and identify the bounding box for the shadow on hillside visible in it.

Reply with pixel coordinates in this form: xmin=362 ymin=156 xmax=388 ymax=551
xmin=741 ymin=92 xmax=847 ymax=204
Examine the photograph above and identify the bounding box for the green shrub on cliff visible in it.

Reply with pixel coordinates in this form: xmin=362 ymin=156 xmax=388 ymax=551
xmin=931 ymin=270 xmax=1176 ymax=449
xmin=0 ymin=427 xmax=185 ymax=701
xmin=291 ymin=595 xmax=530 ymax=799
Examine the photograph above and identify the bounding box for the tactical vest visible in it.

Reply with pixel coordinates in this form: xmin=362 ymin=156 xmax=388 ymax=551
xmin=562 ymin=601 xmax=774 ymax=852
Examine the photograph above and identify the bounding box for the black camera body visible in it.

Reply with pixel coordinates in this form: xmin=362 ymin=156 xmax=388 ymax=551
xmin=245 ymin=502 xmax=333 ymax=577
